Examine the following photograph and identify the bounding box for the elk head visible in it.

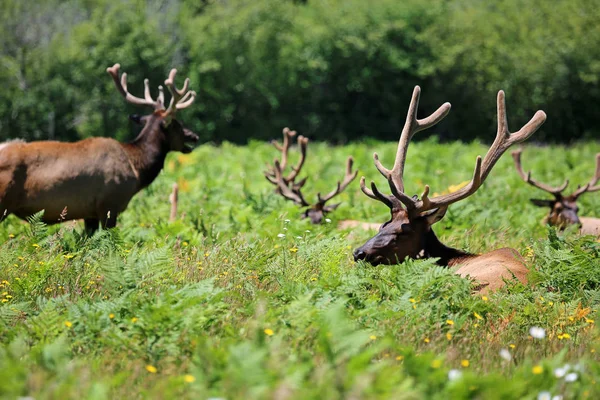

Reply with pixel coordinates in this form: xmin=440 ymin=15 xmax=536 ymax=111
xmin=353 ymin=87 xmax=546 ymax=265
xmin=106 ymin=64 xmax=199 ymax=153
xmin=512 ymin=150 xmax=600 ymax=228
xmin=265 ymin=128 xmax=358 ymax=224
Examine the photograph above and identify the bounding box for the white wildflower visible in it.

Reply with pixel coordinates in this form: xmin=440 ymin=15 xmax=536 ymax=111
xmin=554 ymin=367 xmax=567 ymax=378
xmin=325 ymin=218 xmax=331 ymax=223
xmin=537 ymin=392 xmax=551 ymax=400
xmin=447 ymin=369 xmax=462 ymax=381
xmin=305 ymin=230 xmax=311 ymax=233
xmin=552 ymin=396 xmax=563 ymax=400
xmin=499 ymin=348 xmax=512 ymax=361
xmin=277 ymin=233 xmax=286 ymax=238
xmin=529 ymin=326 xmax=546 ymax=339
xmin=564 ymin=372 xmax=578 ymax=382
xmin=284 ymin=219 xmax=290 ymax=223
xmin=296 ymin=236 xmax=302 ymax=239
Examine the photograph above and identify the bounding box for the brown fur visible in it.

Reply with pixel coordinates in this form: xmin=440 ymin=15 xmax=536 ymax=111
xmin=451 ymin=248 xmax=527 ymax=294
xmin=0 ymin=114 xmax=197 ymax=232
xmin=338 ymin=220 xmax=381 ymax=231
xmin=580 ymin=217 xmax=600 ymax=236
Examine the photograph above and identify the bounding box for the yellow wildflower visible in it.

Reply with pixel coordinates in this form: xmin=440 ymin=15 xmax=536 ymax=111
xmin=64 ymin=321 xmax=72 ymax=328
xmin=32 ymin=243 xmax=40 ymax=248
xmin=264 ymin=328 xmax=274 ymax=336
xmin=431 ymin=359 xmax=442 ymax=368
xmin=473 ymin=312 xmax=484 ymax=320
xmin=424 ymin=337 xmax=430 ymax=343
xmin=131 ymin=317 xmax=138 ymax=323
xmin=446 ymin=332 xmax=453 ymax=341
xmin=532 ymin=365 xmax=543 ymax=374
xmin=184 ymin=374 xmax=195 ymax=383
xmin=509 ymin=344 xmax=516 ymax=349
xmin=461 ymin=359 xmax=470 ymax=368
xmin=109 ymin=313 xmax=115 ymax=319
xmin=289 ymin=247 xmax=298 ymax=253
xmin=481 ymin=296 xmax=488 ymax=302
xmin=369 ymin=335 xmax=377 ymax=341
xmin=585 ymin=318 xmax=595 ymax=324
xmin=146 ymin=365 xmax=157 ymax=374
xmin=396 ymin=355 xmax=404 ymax=361
xmin=8 ymin=234 xmax=14 ymax=238
xmin=409 ymin=298 xmax=417 ymax=303
xmin=446 ymin=320 xmax=454 ymax=325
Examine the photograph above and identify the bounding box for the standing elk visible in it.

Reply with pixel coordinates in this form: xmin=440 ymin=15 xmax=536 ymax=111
xmin=512 ymin=149 xmax=600 ymax=235
xmin=353 ymin=86 xmax=546 ymax=293
xmin=264 ymin=128 xmax=357 ymax=224
xmin=0 ymin=63 xmax=198 ymax=234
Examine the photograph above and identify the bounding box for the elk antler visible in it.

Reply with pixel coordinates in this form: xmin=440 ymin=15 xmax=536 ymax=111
xmin=316 ymin=157 xmax=358 ymax=209
xmin=511 ymin=149 xmax=569 ymax=196
xmin=362 ymin=86 xmax=547 ymax=218
xmin=265 ymin=128 xmax=308 ymax=187
xmin=265 ymin=128 xmax=357 ymax=218
xmin=107 ymin=63 xmax=165 ymax=110
xmin=571 ymin=153 xmax=600 ymax=198
xmin=164 ymin=69 xmax=196 ymax=117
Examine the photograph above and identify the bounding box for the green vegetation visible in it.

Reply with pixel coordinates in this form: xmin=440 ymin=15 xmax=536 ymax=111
xmin=1 ymin=140 xmax=599 ymax=398
xmin=2 ymin=0 xmax=600 ymax=143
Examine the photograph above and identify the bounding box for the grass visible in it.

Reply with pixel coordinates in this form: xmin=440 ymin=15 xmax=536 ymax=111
xmin=1 ymin=138 xmax=599 ymax=399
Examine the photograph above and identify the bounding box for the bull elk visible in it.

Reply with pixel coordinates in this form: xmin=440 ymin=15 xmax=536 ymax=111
xmin=512 ymin=149 xmax=600 ymax=235
xmin=353 ymin=86 xmax=546 ymax=293
xmin=0 ymin=64 xmax=198 ymax=234
xmin=264 ymin=128 xmax=357 ymax=224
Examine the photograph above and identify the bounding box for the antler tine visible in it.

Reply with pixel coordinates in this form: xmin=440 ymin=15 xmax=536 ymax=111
xmin=373 ymin=86 xmax=451 ymax=195
xmin=360 ymin=177 xmax=403 ymax=211
xmin=572 ymin=153 xmax=600 ymax=198
xmin=164 ymin=68 xmax=196 ymax=116
xmin=106 ymin=63 xmax=162 ymax=109
xmin=512 ymin=148 xmax=568 ymax=195
xmin=317 ymin=156 xmax=359 ymax=205
xmin=285 ymin=135 xmax=308 ymax=182
xmin=405 ymin=90 xmax=546 ymax=215
xmin=271 ymin=128 xmax=296 ymax=171
xmin=272 ymin=159 xmax=310 ymax=207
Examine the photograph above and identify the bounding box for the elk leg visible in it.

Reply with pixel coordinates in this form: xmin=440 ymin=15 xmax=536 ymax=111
xmin=101 ymin=211 xmax=118 ymax=229
xmin=84 ymin=219 xmax=99 ymax=235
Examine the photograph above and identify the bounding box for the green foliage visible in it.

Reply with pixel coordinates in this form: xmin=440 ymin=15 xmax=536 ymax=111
xmin=2 ymin=0 xmax=600 ymax=142
xmin=1 ymin=140 xmax=599 ymax=398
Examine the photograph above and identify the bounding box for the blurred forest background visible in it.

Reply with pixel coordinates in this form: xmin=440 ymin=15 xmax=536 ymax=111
xmin=1 ymin=0 xmax=599 ymax=144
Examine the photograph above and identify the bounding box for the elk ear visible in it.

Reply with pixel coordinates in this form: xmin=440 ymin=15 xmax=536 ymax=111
xmin=530 ymin=199 xmax=555 ymax=208
xmin=423 ymin=206 xmax=448 ymax=226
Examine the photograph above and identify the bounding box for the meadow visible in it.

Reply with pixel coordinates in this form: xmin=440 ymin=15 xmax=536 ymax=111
xmin=1 ymin=138 xmax=599 ymax=399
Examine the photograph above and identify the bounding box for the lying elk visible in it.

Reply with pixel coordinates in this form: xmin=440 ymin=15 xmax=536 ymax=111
xmin=512 ymin=149 xmax=600 ymax=235
xmin=353 ymin=86 xmax=546 ymax=293
xmin=0 ymin=64 xmax=198 ymax=234
xmin=264 ymin=128 xmax=357 ymax=224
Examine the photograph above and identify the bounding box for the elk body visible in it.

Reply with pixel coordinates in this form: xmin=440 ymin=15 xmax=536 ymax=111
xmin=512 ymin=150 xmax=600 ymax=235
xmin=353 ymin=86 xmax=546 ymax=293
xmin=0 ymin=64 xmax=198 ymax=234
xmin=265 ymin=128 xmax=357 ymax=224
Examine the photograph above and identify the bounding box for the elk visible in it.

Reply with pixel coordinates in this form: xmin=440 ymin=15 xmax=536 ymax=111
xmin=0 ymin=63 xmax=198 ymax=234
xmin=353 ymin=86 xmax=547 ymax=293
xmin=264 ymin=128 xmax=357 ymax=224
xmin=512 ymin=149 xmax=600 ymax=235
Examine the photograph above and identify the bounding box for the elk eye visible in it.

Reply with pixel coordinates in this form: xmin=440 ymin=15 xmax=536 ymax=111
xmin=400 ymin=223 xmax=413 ymax=233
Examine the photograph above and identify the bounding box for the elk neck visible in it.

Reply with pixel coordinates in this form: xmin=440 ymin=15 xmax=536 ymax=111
xmin=423 ymin=228 xmax=474 ymax=267
xmin=121 ymin=115 xmax=169 ymax=189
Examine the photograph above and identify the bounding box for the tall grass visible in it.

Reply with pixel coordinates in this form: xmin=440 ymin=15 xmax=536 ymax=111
xmin=0 ymin=139 xmax=599 ymax=399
